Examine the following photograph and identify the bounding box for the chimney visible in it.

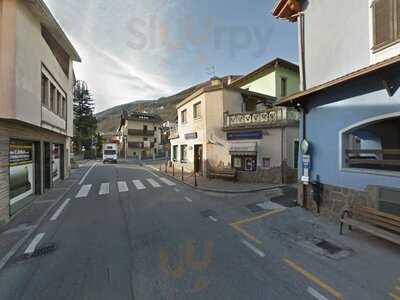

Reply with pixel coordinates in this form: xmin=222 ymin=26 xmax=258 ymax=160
xmin=210 ymin=76 xmax=223 ymax=87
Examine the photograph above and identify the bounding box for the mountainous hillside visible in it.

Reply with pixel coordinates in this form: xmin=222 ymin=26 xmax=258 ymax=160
xmin=96 ymin=75 xmax=241 ymax=135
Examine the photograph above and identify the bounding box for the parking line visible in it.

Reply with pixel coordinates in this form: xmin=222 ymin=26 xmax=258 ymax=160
xmin=284 ymin=259 xmax=343 ymax=299
xmin=24 ymin=233 xmax=45 ymax=255
xmin=307 ymin=287 xmax=329 ymax=300
xmin=390 ymin=293 xmax=400 ymax=300
xmin=184 ymin=196 xmax=193 ymax=203
xmin=79 ymin=162 xmax=97 ymax=185
xmin=241 ymin=239 xmax=265 ymax=257
xmin=50 ymin=198 xmax=71 ymax=221
xmin=231 ymin=209 xmax=285 ymax=226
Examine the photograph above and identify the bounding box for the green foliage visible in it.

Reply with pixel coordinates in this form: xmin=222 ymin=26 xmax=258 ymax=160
xmin=73 ymin=83 xmax=97 ymax=154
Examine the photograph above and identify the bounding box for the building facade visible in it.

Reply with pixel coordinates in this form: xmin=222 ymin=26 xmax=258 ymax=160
xmin=170 ymin=59 xmax=300 ymax=183
xmin=273 ymin=0 xmax=400 ymax=218
xmin=0 ymin=0 xmax=80 ymax=224
xmin=119 ymin=112 xmax=163 ymax=159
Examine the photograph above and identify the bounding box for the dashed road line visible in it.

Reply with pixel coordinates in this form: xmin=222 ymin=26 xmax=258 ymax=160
xmin=147 ymin=178 xmax=161 ymax=188
xmin=117 ymin=181 xmax=129 ymax=192
xmin=24 ymin=233 xmax=45 ymax=255
xmin=159 ymin=177 xmax=176 ymax=186
xmin=284 ymin=259 xmax=343 ymax=299
xmin=184 ymin=196 xmax=193 ymax=203
xmin=132 ymin=180 xmax=146 ymax=190
xmin=307 ymin=287 xmax=329 ymax=300
xmin=209 ymin=216 xmax=218 ymax=222
xmin=50 ymin=198 xmax=71 ymax=221
xmin=76 ymin=184 xmax=92 ymax=198
xmin=99 ymin=183 xmax=110 ymax=195
xmin=241 ymin=239 xmax=265 ymax=257
xmin=79 ymin=162 xmax=97 ymax=185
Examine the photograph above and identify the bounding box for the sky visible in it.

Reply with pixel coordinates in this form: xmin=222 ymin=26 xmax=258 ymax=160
xmin=44 ymin=0 xmax=298 ymax=113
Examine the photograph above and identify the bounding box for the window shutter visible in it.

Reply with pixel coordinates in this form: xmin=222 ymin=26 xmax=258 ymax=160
xmin=373 ymin=0 xmax=394 ymax=47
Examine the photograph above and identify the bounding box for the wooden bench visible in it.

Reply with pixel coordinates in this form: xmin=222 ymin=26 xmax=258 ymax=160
xmin=340 ymin=207 xmax=400 ymax=246
xmin=208 ymin=168 xmax=237 ymax=181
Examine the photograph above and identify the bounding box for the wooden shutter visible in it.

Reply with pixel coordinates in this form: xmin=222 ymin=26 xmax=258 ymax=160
xmin=373 ymin=0 xmax=394 ymax=48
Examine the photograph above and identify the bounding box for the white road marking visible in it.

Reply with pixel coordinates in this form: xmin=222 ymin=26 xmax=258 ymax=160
xmin=184 ymin=196 xmax=193 ymax=203
xmin=307 ymin=287 xmax=329 ymax=300
xmin=24 ymin=233 xmax=45 ymax=255
xmin=99 ymin=183 xmax=110 ymax=195
xmin=241 ymin=239 xmax=265 ymax=257
xmin=76 ymin=184 xmax=92 ymax=198
xmin=209 ymin=216 xmax=218 ymax=222
xmin=50 ymin=198 xmax=71 ymax=221
xmin=146 ymin=178 xmax=161 ymax=188
xmin=174 ymin=187 xmax=181 ymax=193
xmin=79 ymin=162 xmax=97 ymax=185
xmin=132 ymin=180 xmax=146 ymax=190
xmin=159 ymin=177 xmax=176 ymax=186
xmin=117 ymin=181 xmax=129 ymax=192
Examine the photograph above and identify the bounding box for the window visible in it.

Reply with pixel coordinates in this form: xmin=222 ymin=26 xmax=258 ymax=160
xmin=372 ymin=0 xmax=400 ymax=50
xmin=143 ymin=125 xmax=148 ymax=133
xmin=181 ymin=109 xmax=187 ymax=124
xmin=104 ymin=150 xmax=116 ymax=155
xmin=342 ymin=115 xmax=400 ymax=172
xmin=62 ymin=97 xmax=66 ymax=119
xmin=263 ymin=158 xmax=271 ymax=169
xmin=56 ymin=91 xmax=61 ymax=116
xmin=50 ymin=83 xmax=56 ymax=112
xmin=193 ymin=102 xmax=201 ymax=119
xmin=143 ymin=137 xmax=148 ymax=141
xmin=281 ymin=77 xmax=287 ymax=97
xmin=173 ymin=145 xmax=178 ymax=161
xmin=41 ymin=74 xmax=49 ymax=106
xmin=181 ymin=145 xmax=188 ymax=162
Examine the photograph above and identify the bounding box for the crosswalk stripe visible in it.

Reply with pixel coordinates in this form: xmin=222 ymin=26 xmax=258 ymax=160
xmin=132 ymin=180 xmax=146 ymax=190
xmin=146 ymin=178 xmax=161 ymax=188
xmin=99 ymin=183 xmax=110 ymax=195
xmin=117 ymin=181 xmax=129 ymax=192
xmin=159 ymin=177 xmax=176 ymax=186
xmin=76 ymin=184 xmax=92 ymax=198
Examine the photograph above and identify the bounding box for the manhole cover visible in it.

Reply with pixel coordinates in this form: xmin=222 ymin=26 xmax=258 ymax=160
xmin=315 ymin=240 xmax=342 ymax=255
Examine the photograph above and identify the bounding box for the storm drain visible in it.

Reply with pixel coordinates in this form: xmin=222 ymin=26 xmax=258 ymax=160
xmin=315 ymin=240 xmax=343 ymax=255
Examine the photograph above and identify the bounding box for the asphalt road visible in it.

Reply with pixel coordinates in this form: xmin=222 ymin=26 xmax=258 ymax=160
xmin=0 ymin=162 xmax=394 ymax=300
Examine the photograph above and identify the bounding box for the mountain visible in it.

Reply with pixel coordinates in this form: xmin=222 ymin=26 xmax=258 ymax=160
xmin=95 ymin=75 xmax=241 ymax=135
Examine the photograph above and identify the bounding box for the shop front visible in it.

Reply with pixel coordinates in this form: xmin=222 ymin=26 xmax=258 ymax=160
xmin=229 ymin=142 xmax=257 ymax=172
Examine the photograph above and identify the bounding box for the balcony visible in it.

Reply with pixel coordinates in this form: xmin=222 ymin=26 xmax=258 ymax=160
xmin=128 ymin=129 xmax=155 ymax=136
xmin=223 ymin=107 xmax=299 ymax=130
xmin=128 ymin=142 xmax=155 ymax=149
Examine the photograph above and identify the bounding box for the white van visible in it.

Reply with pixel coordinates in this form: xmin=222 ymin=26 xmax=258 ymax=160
xmin=103 ymin=143 xmax=118 ymax=163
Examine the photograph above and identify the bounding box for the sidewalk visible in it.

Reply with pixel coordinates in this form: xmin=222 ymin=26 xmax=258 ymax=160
xmin=144 ymin=160 xmax=284 ymax=193
xmin=0 ymin=165 xmax=88 ymax=270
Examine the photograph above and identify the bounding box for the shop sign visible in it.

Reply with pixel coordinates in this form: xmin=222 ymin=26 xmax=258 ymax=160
xmin=144 ymin=141 xmax=151 ymax=148
xmin=9 ymin=141 xmax=34 ymax=204
xmin=185 ymin=132 xmax=198 ymax=140
xmin=227 ymin=131 xmax=262 ymax=140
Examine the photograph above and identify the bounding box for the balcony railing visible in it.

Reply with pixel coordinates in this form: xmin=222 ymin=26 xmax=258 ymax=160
xmin=128 ymin=129 xmax=155 ymax=136
xmin=224 ymin=107 xmax=299 ymax=130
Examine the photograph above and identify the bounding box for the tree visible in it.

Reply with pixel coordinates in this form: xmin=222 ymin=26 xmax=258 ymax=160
xmin=73 ymin=81 xmax=97 ymax=157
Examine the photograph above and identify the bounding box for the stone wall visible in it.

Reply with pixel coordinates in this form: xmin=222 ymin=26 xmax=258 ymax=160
xmin=299 ymin=182 xmax=378 ymax=221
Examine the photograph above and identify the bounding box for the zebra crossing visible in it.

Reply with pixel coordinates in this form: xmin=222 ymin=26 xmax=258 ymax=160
xmin=75 ymin=177 xmax=176 ymax=198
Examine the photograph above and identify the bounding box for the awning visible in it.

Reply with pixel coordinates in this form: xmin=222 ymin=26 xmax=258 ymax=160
xmin=229 ymin=142 xmax=257 ymax=156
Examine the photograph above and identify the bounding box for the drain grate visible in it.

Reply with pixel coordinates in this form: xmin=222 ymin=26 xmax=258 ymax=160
xmin=31 ymin=243 xmax=57 ymax=257
xmin=315 ymin=240 xmax=342 ymax=255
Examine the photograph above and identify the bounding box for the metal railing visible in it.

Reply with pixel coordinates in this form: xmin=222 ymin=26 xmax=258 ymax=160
xmin=224 ymin=107 xmax=299 ymax=129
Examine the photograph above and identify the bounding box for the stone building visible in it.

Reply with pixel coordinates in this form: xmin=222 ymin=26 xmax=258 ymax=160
xmin=170 ymin=58 xmax=300 ymax=183
xmin=0 ymin=0 xmax=81 ymax=224
xmin=273 ymin=0 xmax=400 ymax=218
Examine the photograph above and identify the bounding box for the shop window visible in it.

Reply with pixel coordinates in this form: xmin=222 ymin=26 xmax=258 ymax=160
xmin=232 ymin=156 xmax=256 ymax=172
xmin=181 ymin=145 xmax=188 ymax=162
xmin=41 ymin=74 xmax=49 ymax=106
xmin=193 ymin=102 xmax=201 ymax=119
xmin=181 ymin=109 xmax=187 ymax=124
xmin=342 ymin=115 xmax=400 ymax=172
xmin=372 ymin=0 xmax=400 ymax=50
xmin=263 ymin=158 xmax=271 ymax=169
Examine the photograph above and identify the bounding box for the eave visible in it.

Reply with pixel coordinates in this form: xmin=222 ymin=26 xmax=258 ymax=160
xmin=272 ymin=0 xmax=301 ymax=22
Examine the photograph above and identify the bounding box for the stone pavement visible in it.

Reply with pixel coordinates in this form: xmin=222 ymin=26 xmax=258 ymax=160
xmin=0 ymin=165 xmax=89 ymax=270
xmin=144 ymin=161 xmax=283 ymax=193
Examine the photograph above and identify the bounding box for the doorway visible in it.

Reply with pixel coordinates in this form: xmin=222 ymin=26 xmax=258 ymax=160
xmin=194 ymin=144 xmax=203 ymax=174
xmin=44 ymin=142 xmax=51 ymax=189
xmin=34 ymin=142 xmax=42 ymax=195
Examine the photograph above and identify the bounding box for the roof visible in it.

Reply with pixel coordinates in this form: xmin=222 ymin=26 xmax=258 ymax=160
xmin=127 ymin=111 xmax=163 ymax=122
xmin=272 ymin=0 xmax=301 ymax=22
xmin=275 ymin=54 xmax=400 ymax=106
xmin=25 ymin=0 xmax=81 ymax=62
xmin=229 ymin=58 xmax=299 ymax=88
